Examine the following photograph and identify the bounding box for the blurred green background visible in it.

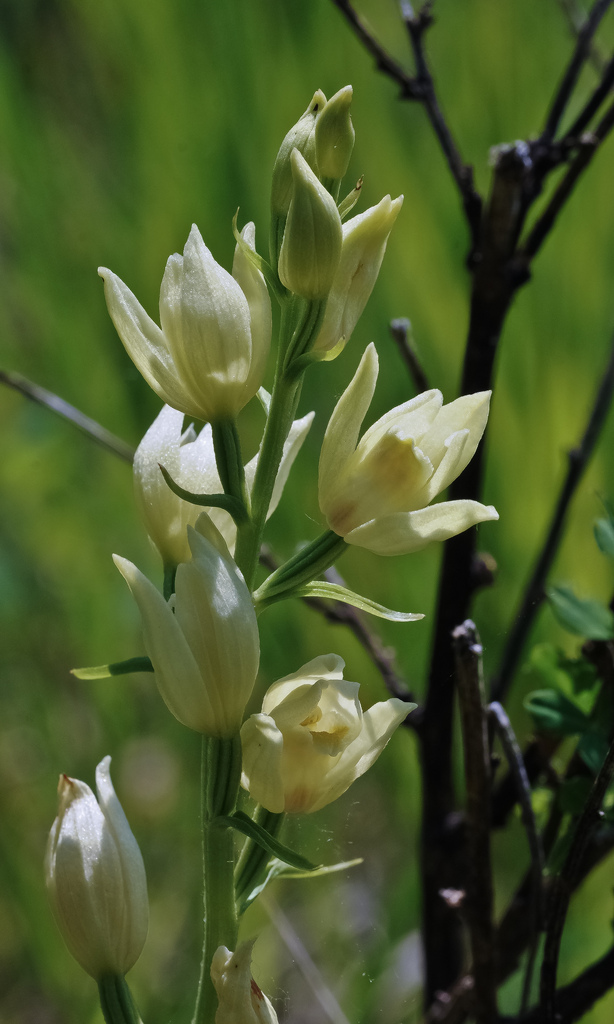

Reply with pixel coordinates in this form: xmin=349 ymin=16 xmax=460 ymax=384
xmin=2 ymin=0 xmax=614 ymax=1020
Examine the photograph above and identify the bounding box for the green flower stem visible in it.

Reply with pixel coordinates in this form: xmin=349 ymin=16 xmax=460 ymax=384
xmin=211 ymin=418 xmax=249 ymax=511
xmin=192 ymin=734 xmax=242 ymax=1024
xmin=234 ymin=807 xmax=285 ymax=908
xmin=163 ymin=564 xmax=177 ymax=601
xmin=98 ymin=976 xmax=143 ymax=1024
xmin=254 ymin=530 xmax=347 ymax=607
xmin=235 ymin=297 xmax=328 ymax=589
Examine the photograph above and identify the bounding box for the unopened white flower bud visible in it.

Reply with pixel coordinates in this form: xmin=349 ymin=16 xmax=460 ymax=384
xmin=45 ymin=756 xmax=148 ymax=980
xmin=270 ymin=90 xmax=326 ymax=220
xmin=278 ymin=149 xmax=342 ymax=300
xmin=315 ymin=85 xmax=355 ymax=181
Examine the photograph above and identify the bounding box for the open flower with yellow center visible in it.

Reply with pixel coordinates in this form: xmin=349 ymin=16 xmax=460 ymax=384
xmin=240 ymin=654 xmax=414 ymax=814
xmin=318 ymin=343 xmax=499 ymax=555
xmin=99 ymin=222 xmax=271 ymax=423
xmin=134 ymin=404 xmax=314 ymax=568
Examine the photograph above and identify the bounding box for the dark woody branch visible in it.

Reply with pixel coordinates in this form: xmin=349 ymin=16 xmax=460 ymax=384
xmin=541 ymin=0 xmax=613 ymax=141
xmin=329 ymin=0 xmax=482 ymax=243
xmin=333 ymin=0 xmax=614 ymax=1006
xmin=453 ymin=623 xmax=497 ymax=1024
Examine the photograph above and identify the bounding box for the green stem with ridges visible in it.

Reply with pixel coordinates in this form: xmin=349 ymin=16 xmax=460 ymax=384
xmin=98 ymin=976 xmax=143 ymax=1024
xmin=234 ymin=807 xmax=285 ymax=908
xmin=236 ymin=297 xmax=329 ymax=589
xmin=211 ymin=419 xmax=249 ymax=511
xmin=192 ymin=734 xmax=242 ymax=1024
xmin=254 ymin=530 xmax=347 ymax=608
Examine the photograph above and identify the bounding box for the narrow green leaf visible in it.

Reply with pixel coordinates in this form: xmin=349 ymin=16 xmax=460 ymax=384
xmin=158 ymin=465 xmax=247 ymax=522
xmin=277 ymin=857 xmax=363 ymax=880
xmin=595 ymin=517 xmax=614 ymax=558
xmin=217 ymin=810 xmax=320 ymax=872
xmin=524 ymin=688 xmax=589 ymax=735
xmin=547 ymin=585 xmax=614 ymax=640
xmin=295 ymin=581 xmax=424 ymax=623
xmin=71 ymin=657 xmax=154 ymax=679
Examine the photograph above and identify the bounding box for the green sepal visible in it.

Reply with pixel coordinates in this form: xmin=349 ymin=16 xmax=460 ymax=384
xmin=232 ymin=210 xmax=286 ymax=304
xmin=337 ymin=176 xmax=363 ymax=219
xmin=216 ymin=810 xmax=320 ymax=872
xmin=239 ymin=856 xmax=363 ymax=914
xmin=254 ymin=531 xmax=347 ymax=607
xmin=294 ymin=581 xmax=424 ymax=623
xmin=71 ymin=657 xmax=154 ymax=680
xmin=547 ymin=584 xmax=614 ymax=640
xmin=158 ymin=464 xmax=248 ymax=524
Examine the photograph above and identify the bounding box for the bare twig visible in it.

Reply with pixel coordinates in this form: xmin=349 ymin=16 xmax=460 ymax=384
xmin=389 ymin=318 xmax=430 ymax=393
xmin=540 ymin=735 xmax=614 ymax=1022
xmin=522 ymin=98 xmax=614 ymax=263
xmin=490 ymin=328 xmax=614 ymax=703
xmin=513 ymin=943 xmax=614 ymax=1023
xmin=564 ymin=53 xmax=614 ymax=139
xmin=330 ymin=0 xmax=482 ymax=241
xmin=489 ymin=702 xmax=545 ymax=1014
xmin=556 ymin=0 xmax=610 ymax=73
xmin=453 ymin=622 xmax=497 ymax=1024
xmin=261 ymin=893 xmax=352 ymax=1024
xmin=0 ymin=368 xmax=135 ymax=463
xmin=541 ymin=0 xmax=613 ymax=141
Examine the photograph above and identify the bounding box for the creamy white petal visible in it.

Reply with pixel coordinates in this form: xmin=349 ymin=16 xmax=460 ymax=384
xmin=267 ymin=411 xmax=315 ymax=518
xmin=309 ymin=698 xmax=413 ymax=812
xmin=233 ymin=222 xmax=272 ymax=400
xmin=95 ymin=757 xmax=148 ymax=969
xmin=417 ymin=428 xmax=469 ymax=505
xmin=418 ymin=391 xmax=491 ymax=473
xmin=359 ymin=389 xmax=442 ymax=451
xmin=99 ymin=268 xmax=190 ymax=413
xmin=262 ymin=653 xmax=345 ymax=713
xmin=113 ymin=554 xmax=216 ymax=732
xmin=240 ymin=715 xmax=286 ymax=814
xmin=344 ymin=500 xmax=499 ymax=555
xmin=318 ymin=344 xmax=378 ymax=515
xmin=175 ymin=527 xmax=259 ymax=734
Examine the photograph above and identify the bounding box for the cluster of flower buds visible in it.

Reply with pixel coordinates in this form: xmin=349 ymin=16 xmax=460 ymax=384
xmin=47 ymin=85 xmax=499 ymax=1021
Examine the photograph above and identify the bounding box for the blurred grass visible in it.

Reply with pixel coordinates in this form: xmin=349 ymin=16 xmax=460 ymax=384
xmin=2 ymin=0 xmax=614 ymax=1020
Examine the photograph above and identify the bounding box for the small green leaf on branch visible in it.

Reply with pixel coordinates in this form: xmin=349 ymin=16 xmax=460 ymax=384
xmin=524 ymin=688 xmax=589 ymax=735
xmin=547 ymin=584 xmax=614 ymax=640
